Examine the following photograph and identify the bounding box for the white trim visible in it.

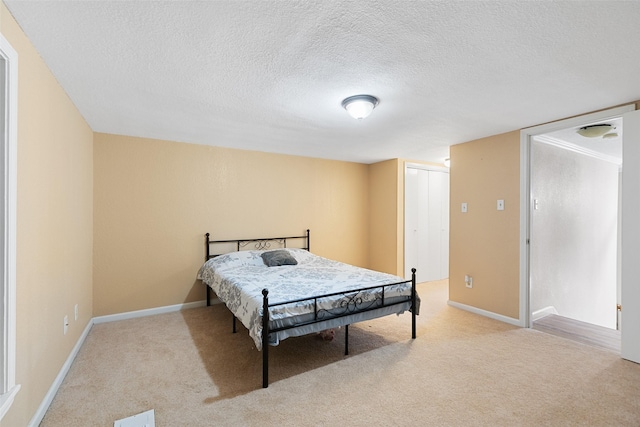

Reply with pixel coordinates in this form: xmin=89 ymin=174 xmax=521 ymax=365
xmin=531 ymin=306 xmax=558 ymax=321
xmin=93 ymin=300 xmax=208 ymax=324
xmin=533 ymin=134 xmax=621 ymax=166
xmin=519 ymin=131 xmax=530 ymax=328
xmin=521 ymin=105 xmax=635 ymax=136
xmin=0 ymin=33 xmax=19 ymax=421
xmin=405 ymin=162 xmax=450 ymax=173
xmin=620 ymin=109 xmax=640 ymax=363
xmin=0 ymin=384 xmax=19 ymax=421
xmin=447 ymin=300 xmax=521 ymax=327
xmin=519 ymin=104 xmax=635 ymax=328
xmin=27 ymin=320 xmax=93 ymax=427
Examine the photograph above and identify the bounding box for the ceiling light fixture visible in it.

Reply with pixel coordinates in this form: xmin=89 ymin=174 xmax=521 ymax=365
xmin=576 ymin=124 xmax=613 ymax=138
xmin=341 ymin=94 xmax=379 ymax=119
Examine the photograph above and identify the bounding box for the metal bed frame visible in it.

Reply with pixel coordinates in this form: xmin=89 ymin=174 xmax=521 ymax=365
xmin=204 ymin=230 xmax=417 ymax=388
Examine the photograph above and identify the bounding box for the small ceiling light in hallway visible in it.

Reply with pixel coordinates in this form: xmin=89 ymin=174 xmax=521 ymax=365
xmin=577 ymin=124 xmax=613 ymax=138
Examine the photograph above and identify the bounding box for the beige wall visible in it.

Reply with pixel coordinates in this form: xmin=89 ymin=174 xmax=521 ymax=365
xmin=1 ymin=3 xmax=94 ymax=426
xmin=93 ymin=134 xmax=370 ymax=316
xmin=368 ymin=159 xmax=403 ymax=275
xmin=368 ymin=159 xmax=447 ymax=278
xmin=449 ymin=131 xmax=521 ymax=319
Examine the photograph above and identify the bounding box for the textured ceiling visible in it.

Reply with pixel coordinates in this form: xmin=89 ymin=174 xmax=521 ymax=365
xmin=5 ymin=1 xmax=640 ymax=164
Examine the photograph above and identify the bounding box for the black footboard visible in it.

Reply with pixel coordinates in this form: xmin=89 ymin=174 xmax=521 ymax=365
xmin=260 ymin=268 xmax=417 ymax=388
xmin=262 ymin=289 xmax=270 ymax=388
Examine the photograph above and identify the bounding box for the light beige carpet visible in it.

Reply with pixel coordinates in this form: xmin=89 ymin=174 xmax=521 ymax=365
xmin=41 ymin=280 xmax=640 ymax=426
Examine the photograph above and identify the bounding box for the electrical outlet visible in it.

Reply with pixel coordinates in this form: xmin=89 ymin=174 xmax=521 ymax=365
xmin=64 ymin=315 xmax=69 ymax=335
xmin=465 ymin=275 xmax=473 ymax=288
xmin=74 ymin=304 xmax=78 ymax=321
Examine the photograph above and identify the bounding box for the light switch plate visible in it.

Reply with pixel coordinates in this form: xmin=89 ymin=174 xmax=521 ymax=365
xmin=497 ymin=199 xmax=504 ymax=211
xmin=461 ymin=202 xmax=468 ymax=213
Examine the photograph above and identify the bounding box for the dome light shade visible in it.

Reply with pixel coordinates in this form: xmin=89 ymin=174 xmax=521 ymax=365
xmin=577 ymin=124 xmax=613 ymax=138
xmin=342 ymin=95 xmax=379 ymax=119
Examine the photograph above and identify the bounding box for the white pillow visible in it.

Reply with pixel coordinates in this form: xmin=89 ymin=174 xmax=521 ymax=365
xmin=205 ymin=250 xmax=266 ymax=270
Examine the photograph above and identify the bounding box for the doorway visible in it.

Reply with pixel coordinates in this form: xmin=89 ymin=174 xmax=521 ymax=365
xmin=520 ymin=105 xmax=635 ymax=351
xmin=529 ymin=132 xmax=621 ymax=351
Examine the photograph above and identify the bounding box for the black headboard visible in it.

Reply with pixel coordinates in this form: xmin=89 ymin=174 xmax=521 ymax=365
xmin=205 ymin=229 xmax=310 ymax=260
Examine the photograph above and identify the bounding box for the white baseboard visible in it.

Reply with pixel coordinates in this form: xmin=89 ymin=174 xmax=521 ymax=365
xmin=28 ymin=319 xmax=93 ymax=427
xmin=30 ymin=299 xmax=211 ymax=426
xmin=447 ymin=300 xmax=523 ymax=327
xmin=532 ymin=305 xmax=558 ymax=321
xmin=93 ymin=300 xmax=208 ymax=324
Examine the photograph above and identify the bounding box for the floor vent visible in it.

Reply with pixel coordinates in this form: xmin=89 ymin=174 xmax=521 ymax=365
xmin=114 ymin=409 xmax=155 ymax=427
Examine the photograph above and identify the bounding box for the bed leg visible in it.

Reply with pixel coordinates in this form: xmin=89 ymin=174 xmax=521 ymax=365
xmin=411 ymin=268 xmax=417 ymax=339
xmin=233 ymin=315 xmax=237 ymax=334
xmin=206 ymin=285 xmax=211 ymax=307
xmin=262 ymin=289 xmax=269 ymax=388
xmin=344 ymin=324 xmax=349 ymax=356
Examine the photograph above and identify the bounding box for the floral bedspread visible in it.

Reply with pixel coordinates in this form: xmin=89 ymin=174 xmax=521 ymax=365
xmin=197 ymin=248 xmax=416 ymax=349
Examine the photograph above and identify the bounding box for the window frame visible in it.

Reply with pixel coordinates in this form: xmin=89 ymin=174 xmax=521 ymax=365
xmin=0 ymin=32 xmax=20 ymax=420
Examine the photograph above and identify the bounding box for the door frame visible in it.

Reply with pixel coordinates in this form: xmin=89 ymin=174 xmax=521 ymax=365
xmin=519 ymin=104 xmax=635 ymax=328
xmin=620 ymin=108 xmax=640 ymax=362
xmin=0 ymin=33 xmax=20 ymax=420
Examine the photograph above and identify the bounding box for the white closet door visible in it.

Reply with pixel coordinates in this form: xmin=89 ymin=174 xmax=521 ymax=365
xmin=405 ymin=167 xmax=450 ymax=282
xmin=440 ymin=172 xmax=450 ymax=278
xmin=405 ymin=168 xmax=420 ymax=280
xmin=417 ymin=168 xmax=431 ymax=281
xmin=425 ymin=171 xmax=442 ymax=281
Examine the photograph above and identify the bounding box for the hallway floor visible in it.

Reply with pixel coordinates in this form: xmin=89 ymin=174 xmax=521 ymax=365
xmin=533 ymin=314 xmax=620 ymax=353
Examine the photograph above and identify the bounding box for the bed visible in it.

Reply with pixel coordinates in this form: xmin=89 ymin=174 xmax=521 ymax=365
xmin=197 ymin=230 xmax=419 ymax=388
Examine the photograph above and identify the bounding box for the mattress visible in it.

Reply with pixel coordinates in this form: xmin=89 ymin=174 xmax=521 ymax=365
xmin=198 ymin=248 xmax=419 ymax=350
